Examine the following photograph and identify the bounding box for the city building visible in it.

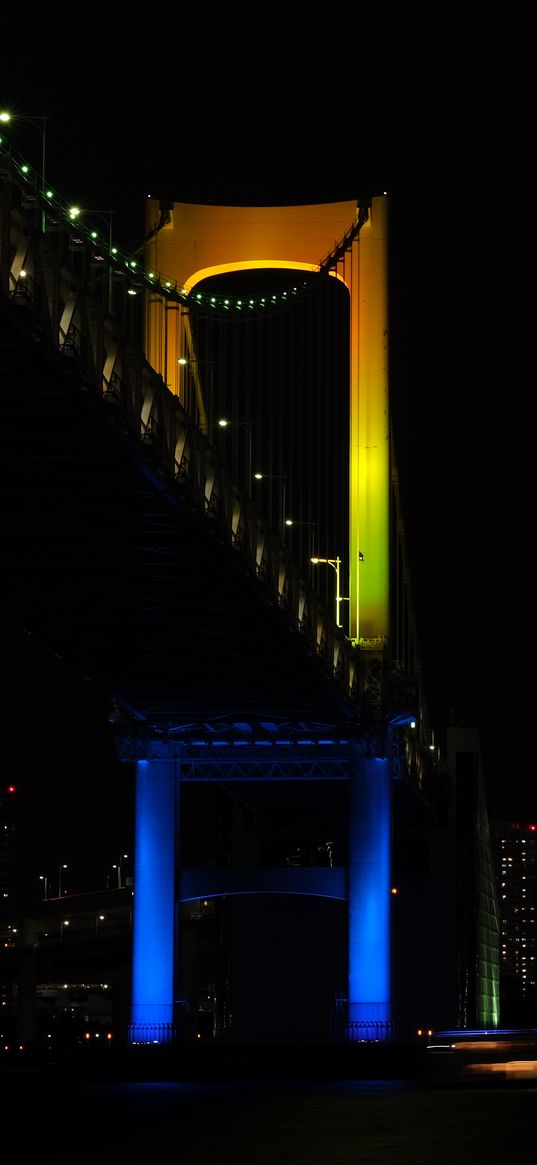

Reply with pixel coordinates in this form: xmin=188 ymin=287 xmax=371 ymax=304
xmin=493 ymin=820 xmax=537 ymax=1024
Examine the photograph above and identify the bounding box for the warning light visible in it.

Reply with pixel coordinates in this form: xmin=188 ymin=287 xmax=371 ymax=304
xmin=7 ymin=786 xmax=16 ymax=794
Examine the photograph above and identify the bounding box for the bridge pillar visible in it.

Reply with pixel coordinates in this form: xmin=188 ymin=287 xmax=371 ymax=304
xmin=347 ymin=751 xmax=393 ymax=1040
xmin=129 ymin=759 xmax=178 ymax=1044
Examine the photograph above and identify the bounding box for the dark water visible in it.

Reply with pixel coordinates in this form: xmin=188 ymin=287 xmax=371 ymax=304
xmin=1 ymin=1069 xmax=535 ymax=1163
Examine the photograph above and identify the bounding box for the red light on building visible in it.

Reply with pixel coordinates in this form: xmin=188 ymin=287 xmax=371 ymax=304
xmin=7 ymin=786 xmax=16 ymax=794
xmin=529 ymin=825 xmax=536 ymax=832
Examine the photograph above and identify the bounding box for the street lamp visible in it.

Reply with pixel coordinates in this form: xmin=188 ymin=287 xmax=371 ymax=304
xmin=112 ymin=854 xmax=129 ymax=889
xmin=310 ymin=556 xmax=348 ymax=629
xmin=177 ymin=358 xmax=212 ymax=436
xmin=58 ymin=863 xmax=68 ymax=898
xmin=0 ymin=110 xmax=48 ymax=230
xmin=218 ymin=419 xmax=253 ymax=492
xmin=39 ymin=874 xmax=48 ymax=901
xmin=285 ymin=519 xmax=317 ymax=561
xmin=68 ymin=206 xmax=116 ymax=312
xmin=254 ymin=473 xmax=287 ymax=531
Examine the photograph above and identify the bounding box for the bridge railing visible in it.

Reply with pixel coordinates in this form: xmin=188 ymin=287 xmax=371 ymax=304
xmin=0 ymin=141 xmax=363 ymax=713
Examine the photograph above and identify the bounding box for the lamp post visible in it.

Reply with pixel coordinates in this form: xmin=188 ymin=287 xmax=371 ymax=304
xmin=310 ymin=556 xmax=348 ymax=629
xmin=58 ymin=863 xmax=68 ymax=899
xmin=0 ymin=110 xmax=48 ymax=230
xmin=39 ymin=874 xmax=48 ymax=901
xmin=285 ymin=518 xmax=317 ymax=561
xmin=112 ymin=854 xmax=129 ymax=889
xmin=218 ymin=418 xmax=253 ymax=493
xmin=68 ymin=206 xmax=116 ymax=313
xmin=177 ymin=357 xmax=212 ymax=437
xmin=254 ymin=473 xmax=287 ymax=532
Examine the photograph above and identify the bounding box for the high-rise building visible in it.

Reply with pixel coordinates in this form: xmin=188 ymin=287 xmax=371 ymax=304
xmin=0 ymin=783 xmax=17 ymax=916
xmin=493 ymin=820 xmax=537 ymax=1024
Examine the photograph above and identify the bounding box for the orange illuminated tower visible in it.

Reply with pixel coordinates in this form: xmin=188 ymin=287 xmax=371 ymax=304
xmin=143 ymin=196 xmax=389 ymax=645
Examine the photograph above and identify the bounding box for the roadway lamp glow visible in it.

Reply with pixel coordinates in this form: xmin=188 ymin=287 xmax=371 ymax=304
xmin=0 ymin=112 xmax=10 ymax=123
xmin=178 ymin=357 xmax=188 ymax=365
xmin=218 ymin=419 xmax=229 ymax=428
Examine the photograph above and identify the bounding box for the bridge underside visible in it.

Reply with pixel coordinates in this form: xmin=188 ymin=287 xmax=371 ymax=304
xmin=0 ymin=298 xmax=355 ymax=729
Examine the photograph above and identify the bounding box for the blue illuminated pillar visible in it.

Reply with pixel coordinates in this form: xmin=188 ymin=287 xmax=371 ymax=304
xmin=130 ymin=759 xmax=177 ymax=1044
xmin=348 ymin=751 xmax=392 ymax=1040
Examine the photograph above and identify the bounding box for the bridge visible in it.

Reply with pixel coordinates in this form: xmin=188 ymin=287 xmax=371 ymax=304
xmin=1 ymin=137 xmax=448 ymax=1047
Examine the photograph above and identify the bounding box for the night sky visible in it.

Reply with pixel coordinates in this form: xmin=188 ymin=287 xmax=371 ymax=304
xmin=2 ymin=58 xmax=535 ymax=901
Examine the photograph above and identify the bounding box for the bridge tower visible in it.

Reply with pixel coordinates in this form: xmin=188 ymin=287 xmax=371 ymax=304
xmin=127 ymin=196 xmax=399 ymax=1046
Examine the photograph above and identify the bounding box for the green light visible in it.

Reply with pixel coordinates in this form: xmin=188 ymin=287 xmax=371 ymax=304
xmin=68 ymin=206 xmax=80 ymax=219
xmin=111 ymin=247 xmax=117 ymax=254
xmin=21 ymin=164 xmax=29 ymax=173
xmin=91 ymin=231 xmax=98 ymax=239
xmin=130 ymin=261 xmax=136 ymax=268
xmin=45 ymin=190 xmax=53 ymax=198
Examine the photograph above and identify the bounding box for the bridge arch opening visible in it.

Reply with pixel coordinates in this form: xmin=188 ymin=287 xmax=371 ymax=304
xmin=186 ymin=265 xmax=351 ymax=618
xmin=180 ymin=892 xmax=347 ymax=1046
